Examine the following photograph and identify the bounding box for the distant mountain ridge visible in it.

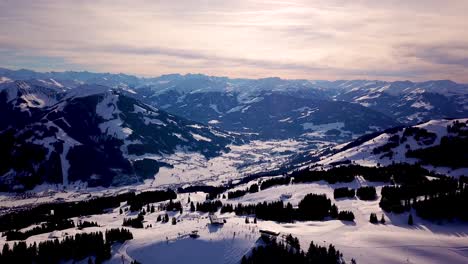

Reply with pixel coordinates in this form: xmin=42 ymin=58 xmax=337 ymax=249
xmin=2 ymin=68 xmax=467 ymax=134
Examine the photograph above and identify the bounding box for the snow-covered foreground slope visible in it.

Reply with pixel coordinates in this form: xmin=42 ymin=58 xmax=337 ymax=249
xmin=1 ymin=181 xmax=467 ymax=264
xmin=222 ymin=181 xmax=468 ymax=263
xmin=317 ymin=118 xmax=468 ymax=177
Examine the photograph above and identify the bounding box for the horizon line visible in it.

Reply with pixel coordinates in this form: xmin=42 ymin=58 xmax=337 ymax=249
xmin=0 ymin=66 xmax=465 ymax=85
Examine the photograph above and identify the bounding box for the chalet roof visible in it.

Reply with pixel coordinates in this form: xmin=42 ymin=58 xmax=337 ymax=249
xmin=259 ymin=229 xmax=279 ymax=236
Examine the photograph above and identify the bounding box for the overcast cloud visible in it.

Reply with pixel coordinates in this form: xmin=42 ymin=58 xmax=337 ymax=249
xmin=1 ymin=0 xmax=468 ymax=81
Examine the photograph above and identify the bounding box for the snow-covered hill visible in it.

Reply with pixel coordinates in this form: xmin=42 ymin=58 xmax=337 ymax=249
xmin=316 ymin=118 xmax=468 ymax=176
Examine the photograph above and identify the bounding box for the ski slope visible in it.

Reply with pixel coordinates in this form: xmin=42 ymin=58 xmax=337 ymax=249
xmin=1 ymin=181 xmax=467 ymax=264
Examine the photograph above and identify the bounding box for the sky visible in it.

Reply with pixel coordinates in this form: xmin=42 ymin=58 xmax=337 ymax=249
xmin=1 ymin=0 xmax=468 ymax=82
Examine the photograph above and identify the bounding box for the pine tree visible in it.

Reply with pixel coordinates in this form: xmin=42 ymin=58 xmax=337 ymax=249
xmin=408 ymin=213 xmax=414 ymax=225
xmin=190 ymin=202 xmax=195 ymax=212
xmin=245 ymin=217 xmax=250 ymax=224
xmin=330 ymin=204 xmax=338 ymax=218
xmin=253 ymin=217 xmax=257 ymax=224
xmin=147 ymin=204 xmax=150 ymax=212
xmin=119 ymin=208 xmax=123 ymax=214
xmin=241 ymin=255 xmax=247 ymax=264
xmin=369 ymin=213 xmax=378 ymax=224
xmin=171 ymin=217 xmax=176 ymax=225
xmin=151 ymin=205 xmax=155 ymax=213
xmin=380 ymin=214 xmax=386 ymax=224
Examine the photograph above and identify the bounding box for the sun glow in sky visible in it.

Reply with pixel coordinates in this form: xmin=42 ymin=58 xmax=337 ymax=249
xmin=1 ymin=0 xmax=468 ymax=81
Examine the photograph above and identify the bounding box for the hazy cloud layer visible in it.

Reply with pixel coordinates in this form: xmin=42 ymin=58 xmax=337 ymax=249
xmin=1 ymin=0 xmax=468 ymax=81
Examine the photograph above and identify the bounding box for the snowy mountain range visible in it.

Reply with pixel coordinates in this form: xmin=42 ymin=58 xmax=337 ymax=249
xmin=0 ymin=79 xmax=239 ymax=191
xmin=1 ymin=68 xmax=467 ymax=190
xmin=2 ymin=68 xmax=467 ymax=132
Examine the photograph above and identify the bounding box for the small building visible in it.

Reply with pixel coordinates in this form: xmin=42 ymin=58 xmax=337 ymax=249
xmin=208 ymin=214 xmax=224 ymax=225
xmin=259 ymin=229 xmax=279 ymax=242
xmin=189 ymin=230 xmax=200 ymax=238
xmin=48 ymin=231 xmax=63 ymax=239
xmin=280 ymin=193 xmax=292 ymax=200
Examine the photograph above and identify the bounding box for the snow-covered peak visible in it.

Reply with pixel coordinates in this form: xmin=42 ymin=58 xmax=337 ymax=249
xmin=335 ymin=79 xmax=467 ymax=97
xmin=0 ymin=80 xmax=61 ymax=108
xmin=64 ymin=84 xmax=112 ymax=100
xmin=0 ymin=76 xmax=12 ymax=84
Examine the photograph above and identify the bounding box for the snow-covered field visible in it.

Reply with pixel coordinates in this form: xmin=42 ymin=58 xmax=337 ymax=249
xmin=1 ymin=181 xmax=467 ymax=264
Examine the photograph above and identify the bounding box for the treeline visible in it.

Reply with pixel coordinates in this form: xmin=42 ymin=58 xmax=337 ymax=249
xmin=0 ymin=189 xmax=177 ymax=233
xmin=406 ymin=135 xmax=468 ymax=169
xmin=196 ymin=200 xmax=223 ymax=213
xmin=0 ymin=192 xmax=134 ymax=232
xmin=294 ymin=164 xmax=435 ymax=185
xmin=404 ymin=121 xmax=468 ymax=169
xmin=77 ymin=220 xmax=99 ymax=229
xmin=4 ymin=219 xmax=75 ymax=241
xmin=127 ymin=189 xmax=177 ymax=212
xmin=227 ymin=184 xmax=259 ymax=199
xmin=123 ymin=213 xmax=145 ymax=228
xmin=222 ymin=194 xmax=355 ymax=223
xmin=413 ymin=183 xmax=468 ymax=221
xmin=378 ymin=175 xmax=468 ymax=222
xmin=160 ymin=199 xmax=182 ymax=212
xmin=241 ymin=235 xmax=350 ymax=264
xmin=0 ymin=228 xmax=133 ymax=264
xmin=338 ymin=211 xmax=355 ymax=221
xmin=105 ymin=228 xmax=133 ymax=244
xmin=356 ymin=186 xmax=377 ymax=200
xmin=260 ymin=177 xmax=291 ymax=190
xmin=334 ymin=187 xmax=355 ymax=199
xmin=380 ymin=177 xmax=460 ymax=213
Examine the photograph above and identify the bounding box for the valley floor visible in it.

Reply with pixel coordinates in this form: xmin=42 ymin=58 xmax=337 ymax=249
xmin=0 ymin=139 xmax=328 ymax=210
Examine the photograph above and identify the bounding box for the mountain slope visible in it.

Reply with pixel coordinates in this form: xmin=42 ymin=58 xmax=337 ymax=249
xmin=0 ymin=81 xmax=240 ymax=191
xmin=148 ymin=91 xmax=398 ymax=140
xmin=138 ymin=75 xmax=399 ymax=140
xmin=316 ymin=118 xmax=468 ymax=176
xmin=323 ymin=80 xmax=468 ymax=124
